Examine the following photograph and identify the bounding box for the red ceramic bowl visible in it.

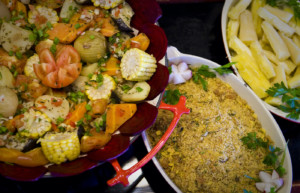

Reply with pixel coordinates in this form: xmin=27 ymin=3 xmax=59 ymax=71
xmin=0 ymin=0 xmax=169 ymax=181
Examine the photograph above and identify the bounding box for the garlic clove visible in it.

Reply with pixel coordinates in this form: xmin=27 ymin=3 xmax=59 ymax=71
xmin=259 ymin=171 xmax=273 ymax=183
xmin=177 ymin=62 xmax=189 ymax=71
xmin=172 ymin=73 xmax=186 ymax=84
xmin=181 ymin=70 xmax=193 ymax=80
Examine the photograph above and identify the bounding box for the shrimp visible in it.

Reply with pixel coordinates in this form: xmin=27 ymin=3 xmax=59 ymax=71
xmin=34 ymin=45 xmax=82 ymax=88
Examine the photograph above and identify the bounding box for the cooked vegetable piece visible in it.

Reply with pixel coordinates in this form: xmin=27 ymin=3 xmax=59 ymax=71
xmin=115 ymin=81 xmax=151 ymax=102
xmin=24 ymin=54 xmax=39 ymax=79
xmin=258 ymin=7 xmax=295 ymax=37
xmin=120 ymin=48 xmax=157 ymax=81
xmin=108 ymin=32 xmax=132 ymax=58
xmin=102 ymin=56 xmax=120 ymax=76
xmin=227 ymin=19 xmax=240 ymax=40
xmin=35 ymin=0 xmax=64 ymax=9
xmin=261 ymin=21 xmax=290 ymax=60
xmin=98 ymin=17 xmax=119 ymax=37
xmin=271 ymin=63 xmax=287 ymax=87
xmin=280 ymin=32 xmax=300 ymax=65
xmin=288 ymin=67 xmax=300 ymax=88
xmin=228 ymin=0 xmax=252 ymax=19
xmin=0 ymin=22 xmax=34 ymax=54
xmin=251 ymin=0 xmax=265 ymax=38
xmin=0 ymin=87 xmax=18 ymax=117
xmin=105 ymin=103 xmax=137 ymax=134
xmin=130 ymin=33 xmax=150 ymax=51
xmin=229 ymin=35 xmax=253 ymax=58
xmin=91 ymin=99 xmax=108 ymax=116
xmin=28 ymin=5 xmax=59 ymax=29
xmin=289 ymin=19 xmax=300 ymax=36
xmin=74 ymin=31 xmax=107 ymax=63
xmin=81 ymin=63 xmax=99 ymax=77
xmin=250 ymin=41 xmax=275 ymax=79
xmin=85 ymin=74 xmax=116 ymax=100
xmin=34 ymin=45 xmax=82 ymax=88
xmin=18 ymin=109 xmax=52 ymax=139
xmin=46 ymin=23 xmax=79 ymax=44
xmin=39 ymin=132 xmax=80 ymax=164
xmin=0 ymin=66 xmax=14 ymax=88
xmin=239 ymin=10 xmax=258 ymax=44
xmin=64 ymin=101 xmax=87 ymax=126
xmin=0 ymin=147 xmax=49 ymax=167
xmin=0 ymin=1 xmax=11 ymax=20
xmin=265 ymin=96 xmax=283 ymax=106
xmin=264 ymin=5 xmax=293 ymax=23
xmin=80 ymin=129 xmax=111 ymax=153
xmin=60 ymin=0 xmax=81 ymax=20
xmin=35 ymin=95 xmax=70 ymax=124
xmin=92 ymin=0 xmax=123 ymax=9
xmin=111 ymin=2 xmax=134 ymax=32
xmin=282 ymin=60 xmax=297 ymax=75
xmin=72 ymin=76 xmax=89 ymax=92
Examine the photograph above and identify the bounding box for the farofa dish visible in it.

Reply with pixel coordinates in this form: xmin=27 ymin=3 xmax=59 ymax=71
xmin=0 ymin=0 xmax=164 ymax=171
xmin=147 ymin=61 xmax=287 ymax=193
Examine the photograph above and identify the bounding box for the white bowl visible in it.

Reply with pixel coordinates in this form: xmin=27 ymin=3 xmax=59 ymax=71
xmin=221 ymin=0 xmax=300 ymax=123
xmin=142 ymin=46 xmax=293 ymax=193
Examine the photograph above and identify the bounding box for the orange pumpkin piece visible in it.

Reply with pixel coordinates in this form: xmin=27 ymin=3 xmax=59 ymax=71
xmin=105 ymin=104 xmax=137 ymax=134
xmin=130 ymin=33 xmax=150 ymax=51
xmin=80 ymin=128 xmax=111 ymax=153
xmin=91 ymin=99 xmax=108 ymax=117
xmin=102 ymin=56 xmax=120 ymax=76
xmin=64 ymin=101 xmax=87 ymax=126
xmin=0 ymin=147 xmax=49 ymax=167
xmin=94 ymin=17 xmax=119 ymax=37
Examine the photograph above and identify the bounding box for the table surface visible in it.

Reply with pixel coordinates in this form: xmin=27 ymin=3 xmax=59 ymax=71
xmin=0 ymin=1 xmax=299 ymax=193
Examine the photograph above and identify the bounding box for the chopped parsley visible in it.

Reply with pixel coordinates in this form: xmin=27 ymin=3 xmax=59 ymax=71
xmin=85 ymin=104 xmax=92 ymax=111
xmin=0 ymin=126 xmax=8 ymax=134
xmin=56 ymin=117 xmax=65 ymax=125
xmin=121 ymin=84 xmax=132 ymax=93
xmin=74 ymin=23 xmax=81 ymax=29
xmin=240 ymin=132 xmax=269 ymax=149
xmin=50 ymin=37 xmax=60 ymax=54
xmin=266 ymin=82 xmax=300 ymax=120
xmin=90 ymin=35 xmax=95 ymax=40
xmin=68 ymin=91 xmax=87 ymax=104
xmin=163 ymin=89 xmax=181 ymax=105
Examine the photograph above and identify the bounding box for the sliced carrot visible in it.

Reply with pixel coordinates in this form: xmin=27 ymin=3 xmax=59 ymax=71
xmin=105 ymin=104 xmax=137 ymax=134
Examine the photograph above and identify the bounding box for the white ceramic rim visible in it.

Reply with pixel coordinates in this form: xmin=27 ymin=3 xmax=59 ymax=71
xmin=221 ymin=0 xmax=300 ymax=123
xmin=142 ymin=46 xmax=293 ymax=193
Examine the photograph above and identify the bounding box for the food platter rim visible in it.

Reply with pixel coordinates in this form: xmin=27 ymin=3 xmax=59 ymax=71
xmin=142 ymin=46 xmax=293 ymax=193
xmin=221 ymin=0 xmax=300 ymax=123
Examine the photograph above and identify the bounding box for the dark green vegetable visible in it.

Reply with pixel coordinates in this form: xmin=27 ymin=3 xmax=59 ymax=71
xmin=240 ymin=132 xmax=269 ymax=149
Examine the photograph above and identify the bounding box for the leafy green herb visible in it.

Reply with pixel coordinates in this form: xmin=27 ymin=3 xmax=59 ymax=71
xmin=46 ymin=21 xmax=52 ymax=29
xmin=50 ymin=44 xmax=57 ymax=54
xmin=266 ymin=82 xmax=300 ymax=120
xmin=241 ymin=132 xmax=269 ymax=149
xmin=270 ymin=187 xmax=276 ymax=193
xmin=263 ymin=145 xmax=282 ymax=166
xmin=168 ymin=66 xmax=172 ymax=74
xmin=163 ymin=89 xmax=181 ymax=105
xmin=0 ymin=72 xmax=2 ymax=80
xmin=90 ymin=35 xmax=95 ymax=40
xmin=68 ymin=91 xmax=87 ymax=104
xmin=275 ymin=141 xmax=288 ymax=177
xmin=62 ymin=18 xmax=70 ymax=23
xmin=8 ymin=51 xmax=14 ymax=56
xmin=53 ymin=37 xmax=60 ymax=44
xmin=56 ymin=117 xmax=65 ymax=125
xmin=58 ymin=126 xmax=65 ymax=132
xmin=136 ymin=87 xmax=143 ymax=92
xmin=192 ymin=63 xmax=233 ymax=91
xmin=97 ymin=54 xmax=110 ymax=66
xmin=96 ymin=74 xmax=104 ymax=86
xmin=214 ymin=62 xmax=235 ymax=75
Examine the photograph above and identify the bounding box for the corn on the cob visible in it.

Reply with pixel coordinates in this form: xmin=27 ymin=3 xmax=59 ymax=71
xmin=18 ymin=109 xmax=51 ymax=139
xmin=28 ymin=5 xmax=58 ymax=29
xmin=120 ymin=48 xmax=157 ymax=81
xmin=39 ymin=132 xmax=80 ymax=164
xmin=85 ymin=74 xmax=116 ymax=100
xmin=24 ymin=54 xmax=39 ymax=79
xmin=91 ymin=0 xmax=123 ymax=9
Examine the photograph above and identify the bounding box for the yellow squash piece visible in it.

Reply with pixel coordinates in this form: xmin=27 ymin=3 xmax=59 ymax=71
xmin=106 ymin=103 xmax=137 ymax=134
xmin=39 ymin=132 xmax=80 ymax=164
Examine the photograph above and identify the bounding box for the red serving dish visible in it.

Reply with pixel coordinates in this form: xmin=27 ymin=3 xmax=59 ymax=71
xmin=0 ymin=0 xmax=169 ymax=182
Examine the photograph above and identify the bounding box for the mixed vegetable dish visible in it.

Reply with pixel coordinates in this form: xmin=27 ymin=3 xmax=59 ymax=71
xmin=0 ymin=0 xmax=159 ymax=167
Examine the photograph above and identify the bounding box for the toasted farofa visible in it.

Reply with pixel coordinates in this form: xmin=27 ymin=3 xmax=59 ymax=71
xmin=148 ymin=77 xmax=271 ymax=193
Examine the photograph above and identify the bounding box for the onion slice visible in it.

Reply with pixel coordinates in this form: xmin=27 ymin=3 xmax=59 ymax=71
xmin=169 ymin=62 xmax=192 ymax=85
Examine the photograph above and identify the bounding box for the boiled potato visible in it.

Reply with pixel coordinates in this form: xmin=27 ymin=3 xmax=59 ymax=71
xmin=0 ymin=66 xmax=14 ymax=88
xmin=0 ymin=87 xmax=18 ymax=117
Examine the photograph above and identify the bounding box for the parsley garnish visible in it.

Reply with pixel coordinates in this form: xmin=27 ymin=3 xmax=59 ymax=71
xmin=241 ymin=132 xmax=269 ymax=149
xmin=74 ymin=23 xmax=81 ymax=29
xmin=56 ymin=117 xmax=64 ymax=124
xmin=121 ymin=84 xmax=132 ymax=93
xmin=0 ymin=126 xmax=8 ymax=134
xmin=266 ymin=82 xmax=300 ymax=120
xmin=192 ymin=63 xmax=233 ymax=91
xmin=263 ymin=145 xmax=282 ymax=166
xmin=85 ymin=104 xmax=92 ymax=111
xmin=50 ymin=37 xmax=60 ymax=54
xmin=163 ymin=89 xmax=181 ymax=105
